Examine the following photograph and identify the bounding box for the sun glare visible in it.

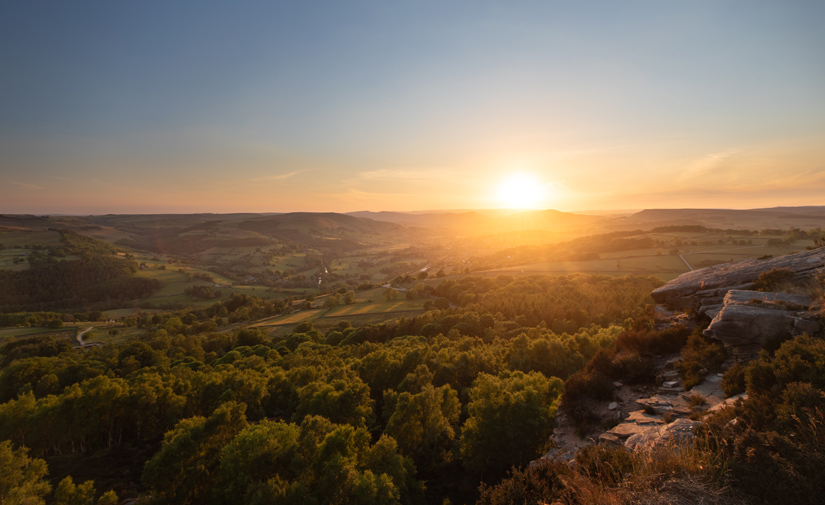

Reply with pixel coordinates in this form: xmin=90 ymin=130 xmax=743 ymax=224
xmin=495 ymin=173 xmax=547 ymax=209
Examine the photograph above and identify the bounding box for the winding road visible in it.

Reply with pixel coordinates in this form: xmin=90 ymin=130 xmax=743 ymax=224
xmin=76 ymin=326 xmax=94 ymax=347
xmin=678 ymin=254 xmax=694 ymax=271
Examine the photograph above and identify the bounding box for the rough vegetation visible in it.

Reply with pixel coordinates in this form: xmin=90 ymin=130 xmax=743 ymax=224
xmin=1 ymin=216 xmax=824 ymax=504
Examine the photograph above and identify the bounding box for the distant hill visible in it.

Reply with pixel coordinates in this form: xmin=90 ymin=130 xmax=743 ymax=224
xmin=347 ymin=209 xmax=606 ymax=235
xmin=488 ymin=209 xmax=606 ymax=233
xmin=240 ymin=212 xmax=406 ymax=235
xmin=616 ymin=207 xmax=825 ymax=231
xmin=346 ymin=210 xmax=491 ymax=229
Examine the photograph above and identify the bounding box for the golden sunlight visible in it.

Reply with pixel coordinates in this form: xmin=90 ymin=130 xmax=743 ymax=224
xmin=495 ymin=173 xmax=547 ymax=209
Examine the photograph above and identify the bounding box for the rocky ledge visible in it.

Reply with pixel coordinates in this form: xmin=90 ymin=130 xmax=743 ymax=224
xmin=652 ymin=248 xmax=823 ymax=360
xmin=650 ymin=247 xmax=825 ymax=313
xmin=704 ymin=290 xmax=821 ymax=360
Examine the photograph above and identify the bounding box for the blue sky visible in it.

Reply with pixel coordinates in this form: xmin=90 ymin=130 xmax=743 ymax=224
xmin=1 ymin=1 xmax=823 ymax=213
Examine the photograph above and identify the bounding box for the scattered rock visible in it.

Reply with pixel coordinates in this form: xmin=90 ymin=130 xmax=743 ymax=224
xmin=608 ymin=402 xmax=618 ymax=410
xmin=663 ymin=380 xmax=679 ymax=388
xmin=613 ymin=381 xmax=623 ymax=388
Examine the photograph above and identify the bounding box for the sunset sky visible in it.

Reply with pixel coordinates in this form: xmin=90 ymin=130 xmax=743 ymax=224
xmin=1 ymin=1 xmax=823 ymax=214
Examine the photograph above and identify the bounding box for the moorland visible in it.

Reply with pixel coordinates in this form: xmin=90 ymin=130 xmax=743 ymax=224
xmin=0 ymin=206 xmax=824 ymax=505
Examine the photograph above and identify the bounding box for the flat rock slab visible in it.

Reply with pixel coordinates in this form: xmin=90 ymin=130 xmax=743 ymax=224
xmin=636 ymin=394 xmax=689 ymax=414
xmin=687 ymin=375 xmax=725 ymax=406
xmin=609 ymin=422 xmax=656 ymax=439
xmin=598 ymin=433 xmax=623 ymax=446
xmin=626 ymin=418 xmax=702 ymax=452
xmin=709 ymin=393 xmax=748 ymax=412
xmin=626 ymin=410 xmax=666 ymax=425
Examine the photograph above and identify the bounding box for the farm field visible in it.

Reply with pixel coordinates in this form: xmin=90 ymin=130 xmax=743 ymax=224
xmin=249 ymin=292 xmax=426 ymax=337
xmin=473 ymin=232 xmax=808 ymax=281
xmin=0 ymin=326 xmax=78 ymax=346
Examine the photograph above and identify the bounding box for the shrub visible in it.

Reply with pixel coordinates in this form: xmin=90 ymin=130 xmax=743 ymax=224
xmin=752 ymin=267 xmax=796 ymax=292
xmin=615 ymin=325 xmax=690 ymax=355
xmin=611 ymin=351 xmax=655 ymax=384
xmin=721 ymin=361 xmax=747 ymax=397
xmin=675 ymin=332 xmax=726 ymax=390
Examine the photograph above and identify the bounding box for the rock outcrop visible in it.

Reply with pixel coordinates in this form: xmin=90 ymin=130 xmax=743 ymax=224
xmin=704 ymin=290 xmax=821 ymax=360
xmin=651 ymin=247 xmax=825 ymax=313
xmin=652 ymin=248 xmax=823 ymax=360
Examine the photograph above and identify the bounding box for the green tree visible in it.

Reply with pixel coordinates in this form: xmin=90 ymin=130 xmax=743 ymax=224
xmin=53 ymin=476 xmax=96 ymax=505
xmin=460 ymin=371 xmax=563 ymax=480
xmin=214 ymin=420 xmax=301 ymax=505
xmin=383 ymin=384 xmax=461 ymax=471
xmin=324 ymin=294 xmax=341 ymax=308
xmin=143 ymin=402 xmax=249 ymax=504
xmin=293 ymin=377 xmax=375 ymax=427
xmin=0 ymin=440 xmax=51 ymax=505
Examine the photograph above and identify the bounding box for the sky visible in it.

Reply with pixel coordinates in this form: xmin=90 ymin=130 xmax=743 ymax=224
xmin=1 ymin=0 xmax=824 ymax=214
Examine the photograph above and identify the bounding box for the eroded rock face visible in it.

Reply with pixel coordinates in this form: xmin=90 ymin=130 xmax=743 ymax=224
xmin=704 ymin=290 xmax=821 ymax=360
xmin=650 ymin=248 xmax=825 ymax=312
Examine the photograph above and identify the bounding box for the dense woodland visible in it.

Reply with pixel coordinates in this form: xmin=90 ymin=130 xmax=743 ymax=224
xmin=0 ymin=256 xmax=161 ymax=312
xmin=0 ymin=274 xmax=657 ymax=504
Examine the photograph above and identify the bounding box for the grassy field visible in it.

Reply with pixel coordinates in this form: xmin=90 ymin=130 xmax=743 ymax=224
xmin=0 ymin=230 xmax=65 ymax=270
xmin=0 ymin=326 xmax=78 ymax=346
xmin=470 ymin=233 xmax=808 ymax=282
xmin=248 ymin=291 xmax=427 ymax=338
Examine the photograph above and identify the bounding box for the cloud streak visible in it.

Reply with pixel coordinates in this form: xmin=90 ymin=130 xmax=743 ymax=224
xmin=356 ymin=168 xmax=457 ymax=181
xmin=678 ymin=150 xmax=738 ymax=183
xmin=7 ymin=181 xmax=44 ymax=190
xmin=249 ymin=170 xmax=305 ymax=182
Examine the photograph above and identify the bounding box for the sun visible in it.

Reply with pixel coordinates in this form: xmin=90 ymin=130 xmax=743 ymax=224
xmin=495 ymin=173 xmax=547 ymax=209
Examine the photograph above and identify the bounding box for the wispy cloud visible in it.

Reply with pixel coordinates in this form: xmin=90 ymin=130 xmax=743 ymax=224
xmin=250 ymin=170 xmax=305 ymax=182
xmin=356 ymin=168 xmax=457 ymax=181
xmin=8 ymin=181 xmax=44 ymax=190
xmin=678 ymin=150 xmax=737 ymax=183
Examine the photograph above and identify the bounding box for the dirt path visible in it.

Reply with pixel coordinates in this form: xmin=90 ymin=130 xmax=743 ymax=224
xmin=76 ymin=326 xmax=94 ymax=346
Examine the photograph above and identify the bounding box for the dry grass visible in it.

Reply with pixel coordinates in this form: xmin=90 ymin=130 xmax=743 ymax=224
xmin=616 ymin=476 xmax=748 ymax=505
xmin=481 ymin=436 xmax=750 ymax=505
xmin=574 ymin=443 xmax=746 ymax=505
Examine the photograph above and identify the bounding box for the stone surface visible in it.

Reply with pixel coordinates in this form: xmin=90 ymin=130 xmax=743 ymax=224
xmin=598 ymin=433 xmax=622 ymax=446
xmin=608 ymin=422 xmax=656 ymax=439
xmin=650 ymin=248 xmax=825 ymax=311
xmin=636 ymin=394 xmax=689 ymax=414
xmin=608 ymin=402 xmax=618 ymax=410
xmin=704 ymin=290 xmax=820 ymax=360
xmin=626 ymin=410 xmax=665 ymax=425
xmin=626 ymin=418 xmax=702 ymax=452
xmin=686 ymin=373 xmax=724 ymax=406
xmin=709 ymin=393 xmax=748 ymax=412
